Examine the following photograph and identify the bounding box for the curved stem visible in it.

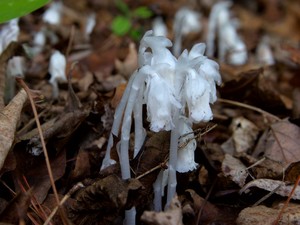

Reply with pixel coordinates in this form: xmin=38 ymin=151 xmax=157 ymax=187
xmin=133 ymin=83 xmax=146 ymax=158
xmin=120 ymin=73 xmax=147 ymax=179
xmin=101 ymin=72 xmax=137 ymax=170
xmin=166 ymin=109 xmax=180 ymax=208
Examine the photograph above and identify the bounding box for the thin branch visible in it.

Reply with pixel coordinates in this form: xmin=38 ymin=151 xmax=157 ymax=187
xmin=16 ymin=78 xmax=69 ymax=225
xmin=274 ymin=175 xmax=300 ymax=225
xmin=218 ymin=98 xmax=281 ymax=122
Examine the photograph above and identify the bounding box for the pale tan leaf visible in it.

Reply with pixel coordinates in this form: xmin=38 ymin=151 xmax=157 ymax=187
xmin=264 ymin=120 xmax=300 ymax=168
xmin=240 ymin=179 xmax=300 ymax=200
xmin=115 ymin=42 xmax=138 ymax=79
xmin=141 ymin=195 xmax=183 ymax=225
xmin=222 ymin=154 xmax=248 ymax=187
xmin=230 ymin=117 xmax=260 ymax=153
xmin=0 ymin=89 xmax=27 ymax=170
xmin=237 ymin=203 xmax=300 ymax=225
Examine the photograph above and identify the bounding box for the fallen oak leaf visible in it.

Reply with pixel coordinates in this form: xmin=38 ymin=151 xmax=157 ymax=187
xmin=0 ymin=42 xmax=27 ymax=109
xmin=0 ymin=88 xmax=27 ymax=171
xmin=69 ymin=174 xmax=142 ymax=225
xmin=263 ymin=120 xmax=300 ymax=168
xmin=141 ymin=195 xmax=183 ymax=225
xmin=237 ymin=203 xmax=300 ymax=225
xmin=240 ymin=178 xmax=300 ymax=200
xmin=222 ymin=154 xmax=248 ymax=187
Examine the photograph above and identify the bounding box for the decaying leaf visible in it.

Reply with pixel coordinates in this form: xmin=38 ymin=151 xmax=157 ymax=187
xmin=260 ymin=120 xmax=300 ymax=168
xmin=70 ymin=174 xmax=142 ymax=225
xmin=222 ymin=154 xmax=248 ymax=187
xmin=240 ymin=178 xmax=300 ymax=200
xmin=251 ymin=158 xmax=284 ymax=179
xmin=230 ymin=117 xmax=260 ymax=153
xmin=141 ymin=195 xmax=183 ymax=225
xmin=237 ymin=203 xmax=300 ymax=225
xmin=24 ymin=109 xmax=89 ymax=156
xmin=14 ymin=149 xmax=67 ymax=204
xmin=0 ymin=89 xmax=27 ymax=171
xmin=0 ymin=190 xmax=32 ymax=224
xmin=184 ymin=189 xmax=220 ymax=224
xmin=115 ymin=42 xmax=138 ymax=79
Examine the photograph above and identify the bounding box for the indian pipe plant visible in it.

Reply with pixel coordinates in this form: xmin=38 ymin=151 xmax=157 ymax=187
xmin=101 ymin=30 xmax=221 ymax=225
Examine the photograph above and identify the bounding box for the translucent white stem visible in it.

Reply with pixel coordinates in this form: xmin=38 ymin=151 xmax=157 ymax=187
xmin=133 ymin=84 xmax=146 ymax=158
xmin=120 ymin=73 xmax=147 ymax=179
xmin=166 ymin=110 xmax=179 ymax=209
xmin=153 ymin=170 xmax=164 ymax=211
xmin=124 ymin=207 xmax=136 ymax=225
xmin=101 ymin=72 xmax=137 ymax=170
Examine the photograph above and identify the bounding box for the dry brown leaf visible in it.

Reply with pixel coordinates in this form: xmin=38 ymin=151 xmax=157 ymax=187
xmin=0 ymin=190 xmax=32 ymax=224
xmin=230 ymin=117 xmax=259 ymax=154
xmin=263 ymin=120 xmax=300 ymax=168
xmin=14 ymin=149 xmax=67 ymax=204
xmin=115 ymin=42 xmax=138 ymax=79
xmin=251 ymin=158 xmax=283 ymax=179
xmin=70 ymin=175 xmax=142 ymax=225
xmin=292 ymin=88 xmax=300 ymax=118
xmin=0 ymin=89 xmax=27 ymax=171
xmin=222 ymin=154 xmax=248 ymax=187
xmin=141 ymin=195 xmax=183 ymax=225
xmin=78 ymin=71 xmax=94 ymax=92
xmin=185 ymin=189 xmax=219 ymax=223
xmin=237 ymin=203 xmax=300 ymax=225
xmin=240 ymin=178 xmax=300 ymax=200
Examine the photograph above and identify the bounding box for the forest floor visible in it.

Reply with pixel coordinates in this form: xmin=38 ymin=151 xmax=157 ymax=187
xmin=1 ymin=0 xmax=300 ymax=224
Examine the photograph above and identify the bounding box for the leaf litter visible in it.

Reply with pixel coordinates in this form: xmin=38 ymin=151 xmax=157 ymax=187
xmin=1 ymin=0 xmax=300 ymax=225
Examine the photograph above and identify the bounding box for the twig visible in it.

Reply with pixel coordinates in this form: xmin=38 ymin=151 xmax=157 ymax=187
xmin=218 ymin=98 xmax=281 ymax=122
xmin=43 ymin=182 xmax=84 ymax=225
xmin=65 ymin=25 xmax=75 ymax=59
xmin=273 ymin=175 xmax=300 ymax=225
xmin=16 ymin=78 xmax=69 ymax=225
xmin=136 ymin=125 xmax=218 ymax=180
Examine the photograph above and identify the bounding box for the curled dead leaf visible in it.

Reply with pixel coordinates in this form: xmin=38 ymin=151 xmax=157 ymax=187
xmin=0 ymin=89 xmax=27 ymax=171
xmin=141 ymin=195 xmax=183 ymax=225
xmin=222 ymin=154 xmax=248 ymax=187
xmin=240 ymin=179 xmax=300 ymax=200
xmin=237 ymin=203 xmax=300 ymax=225
xmin=70 ymin=175 xmax=142 ymax=225
xmin=262 ymin=120 xmax=300 ymax=168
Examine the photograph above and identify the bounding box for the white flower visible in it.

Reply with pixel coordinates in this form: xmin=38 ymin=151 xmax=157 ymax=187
xmin=173 ymin=8 xmax=201 ymax=56
xmin=32 ymin=30 xmax=46 ymax=55
xmin=199 ymin=58 xmax=222 ymax=103
xmin=152 ymin=17 xmax=168 ymax=37
xmin=43 ymin=2 xmax=63 ymax=25
xmin=49 ymin=50 xmax=67 ymax=98
xmin=184 ymin=69 xmax=213 ymax=122
xmin=0 ymin=19 xmax=19 ymax=54
xmin=85 ymin=13 xmax=96 ymax=39
xmin=174 ymin=8 xmax=201 ymax=36
xmin=206 ymin=1 xmax=248 ymax=65
xmin=139 ymin=31 xmax=176 ymax=67
xmin=256 ymin=36 xmax=274 ymax=66
xmin=177 ymin=117 xmax=198 ymax=173
xmin=143 ymin=69 xmax=180 ymax=132
xmin=7 ymin=56 xmax=25 ymax=77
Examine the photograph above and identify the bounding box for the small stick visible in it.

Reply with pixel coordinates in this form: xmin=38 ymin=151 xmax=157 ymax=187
xmin=16 ymin=78 xmax=69 ymax=225
xmin=218 ymin=98 xmax=281 ymax=122
xmin=273 ymin=175 xmax=300 ymax=225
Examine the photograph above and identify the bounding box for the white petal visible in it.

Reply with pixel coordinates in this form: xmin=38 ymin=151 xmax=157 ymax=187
xmin=188 ymin=43 xmax=206 ymax=59
xmin=176 ymin=117 xmax=198 ymax=173
xmin=184 ymin=69 xmax=214 ymax=122
xmin=49 ymin=50 xmax=67 ymax=84
xmin=145 ymin=74 xmax=175 ymax=132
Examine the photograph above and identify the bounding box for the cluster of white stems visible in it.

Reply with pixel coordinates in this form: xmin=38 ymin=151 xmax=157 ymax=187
xmin=101 ymin=30 xmax=221 ymax=224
